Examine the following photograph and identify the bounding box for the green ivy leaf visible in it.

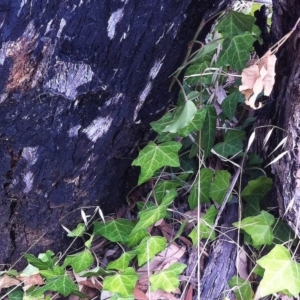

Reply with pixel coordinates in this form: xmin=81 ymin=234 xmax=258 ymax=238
xmin=185 ymin=61 xmax=211 ymax=86
xmin=273 ymin=220 xmax=295 ymax=244
xmin=188 ymin=168 xmax=214 ymax=209
xmin=135 ymin=236 xmax=166 ymax=266
xmin=177 ymin=108 xmax=207 ymax=137
xmin=188 ymin=206 xmax=217 ymax=245
xmin=228 ymin=276 xmax=253 ymax=300
xmin=221 ymin=90 xmax=243 ymax=120
xmin=201 ymin=105 xmax=217 ymax=158
xmin=216 ymin=11 xmax=257 ymax=39
xmin=126 ymin=229 xmax=148 ymax=247
xmin=188 ymin=39 xmax=221 ymax=65
xmin=217 ymin=33 xmax=256 ymax=71
xmin=24 ymin=254 xmax=50 ymax=270
xmin=213 ymin=130 xmax=245 ymax=158
xmin=40 ymin=266 xmax=65 ymax=279
xmin=242 ymin=176 xmax=272 ymax=201
xmin=233 ymin=211 xmax=275 ymax=247
xmin=154 ymin=180 xmax=183 ymax=204
xmin=93 ymin=219 xmax=135 ymax=243
xmin=149 ymin=263 xmax=186 ymax=292
xmin=209 ymin=170 xmax=231 ymax=205
xmin=103 ymin=267 xmax=139 ymax=297
xmin=130 ymin=190 xmax=177 ymax=236
xmin=151 ymin=113 xmax=172 ymax=134
xmin=35 ymin=275 xmax=78 ymax=297
xmin=106 ymin=251 xmax=138 ymax=271
xmin=67 ymin=223 xmax=86 ymax=237
xmin=257 ymin=245 xmax=300 ymax=297
xmin=163 ymin=101 xmax=197 ymax=133
xmin=62 ymin=250 xmax=94 ymax=273
xmin=7 ymin=289 xmax=23 ymax=300
xmin=132 ymin=141 xmax=182 ymax=185
xmin=78 ymin=266 xmax=111 ymax=277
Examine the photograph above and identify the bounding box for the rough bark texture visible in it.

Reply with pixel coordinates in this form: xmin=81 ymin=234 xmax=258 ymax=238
xmin=0 ymin=1 xmax=232 ymax=268
xmin=199 ymin=203 xmax=238 ymax=300
xmin=263 ymin=0 xmax=300 ymax=235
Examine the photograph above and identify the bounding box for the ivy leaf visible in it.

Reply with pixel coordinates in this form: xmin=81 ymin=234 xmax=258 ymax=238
xmin=273 ymin=220 xmax=295 ymax=244
xmin=242 ymin=176 xmax=272 ymax=201
xmin=40 ymin=266 xmax=65 ymax=279
xmin=177 ymin=108 xmax=207 ymax=137
xmin=135 ymin=236 xmax=166 ymax=266
xmin=35 ymin=275 xmax=78 ymax=297
xmin=217 ymin=33 xmax=256 ymax=72
xmin=216 ymin=11 xmax=257 ymax=38
xmin=233 ymin=211 xmax=275 ymax=247
xmin=132 ymin=141 xmax=182 ymax=185
xmin=221 ymin=90 xmax=243 ymax=120
xmin=188 ymin=168 xmax=214 ymax=209
xmin=126 ymin=229 xmax=148 ymax=247
xmin=163 ymin=101 xmax=197 ymax=133
xmin=201 ymin=105 xmax=217 ymax=158
xmin=151 ymin=113 xmax=172 ymax=134
xmin=106 ymin=251 xmax=138 ymax=271
xmin=154 ymin=180 xmax=183 ymax=204
xmin=257 ymin=245 xmax=300 ymax=297
xmin=62 ymin=250 xmax=94 ymax=273
xmin=7 ymin=289 xmax=23 ymax=300
xmin=188 ymin=39 xmax=220 ymax=65
xmin=185 ymin=61 xmax=211 ymax=85
xmin=130 ymin=190 xmax=176 ymax=236
xmin=228 ymin=276 xmax=253 ymax=300
xmin=188 ymin=206 xmax=217 ymax=245
xmin=149 ymin=263 xmax=186 ymax=292
xmin=242 ymin=176 xmax=272 ymax=216
xmin=24 ymin=254 xmax=50 ymax=270
xmin=93 ymin=219 xmax=135 ymax=243
xmin=213 ymin=130 xmax=245 ymax=158
xmin=209 ymin=170 xmax=231 ymax=205
xmin=103 ymin=267 xmax=139 ymax=297
xmin=67 ymin=223 xmax=86 ymax=237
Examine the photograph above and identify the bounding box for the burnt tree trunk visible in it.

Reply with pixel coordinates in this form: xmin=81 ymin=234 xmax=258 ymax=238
xmin=0 ymin=1 xmax=231 ymax=267
xmin=259 ymin=0 xmax=300 ymax=235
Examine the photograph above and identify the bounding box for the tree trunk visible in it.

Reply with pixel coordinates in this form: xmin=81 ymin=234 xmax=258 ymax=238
xmin=0 ymin=0 xmax=232 ymax=268
xmin=261 ymin=0 xmax=300 ymax=235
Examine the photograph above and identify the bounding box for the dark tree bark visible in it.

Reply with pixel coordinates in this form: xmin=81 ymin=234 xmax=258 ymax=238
xmin=258 ymin=0 xmax=300 ymax=235
xmin=0 ymin=1 xmax=232 ymax=268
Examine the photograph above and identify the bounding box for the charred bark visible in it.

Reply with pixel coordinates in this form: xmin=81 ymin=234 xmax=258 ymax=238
xmin=258 ymin=0 xmax=300 ymax=235
xmin=0 ymin=1 xmax=232 ymax=268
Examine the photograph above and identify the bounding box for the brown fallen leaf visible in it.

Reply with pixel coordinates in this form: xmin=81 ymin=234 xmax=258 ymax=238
xmin=134 ymin=285 xmax=149 ymax=300
xmin=236 ymin=246 xmax=249 ymax=280
xmin=146 ymin=289 xmax=178 ymax=300
xmin=18 ymin=273 xmax=44 ymax=291
xmin=239 ymin=53 xmax=276 ymax=110
xmin=0 ymin=275 xmax=20 ymax=291
xmin=184 ymin=283 xmax=193 ymax=300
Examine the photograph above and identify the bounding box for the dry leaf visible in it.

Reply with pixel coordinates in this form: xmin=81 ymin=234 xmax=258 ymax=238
xmin=239 ymin=52 xmax=277 ymax=109
xmin=146 ymin=289 xmax=178 ymax=300
xmin=18 ymin=274 xmax=44 ymax=291
xmin=239 ymin=65 xmax=259 ymax=91
xmin=236 ymin=246 xmax=248 ymax=280
xmin=0 ymin=275 xmax=20 ymax=291
xmin=134 ymin=285 xmax=149 ymax=300
xmin=184 ymin=283 xmax=193 ymax=300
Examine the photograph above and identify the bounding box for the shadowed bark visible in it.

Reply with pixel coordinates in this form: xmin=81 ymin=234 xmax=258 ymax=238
xmin=0 ymin=0 xmax=232 ymax=268
xmin=263 ymin=0 xmax=300 ymax=235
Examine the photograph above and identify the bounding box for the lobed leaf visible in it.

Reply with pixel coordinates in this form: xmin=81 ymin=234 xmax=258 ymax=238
xmin=149 ymin=263 xmax=186 ymax=292
xmin=132 ymin=141 xmax=182 ymax=185
xmin=103 ymin=267 xmax=139 ymax=297
xmin=257 ymin=245 xmax=300 ymax=297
